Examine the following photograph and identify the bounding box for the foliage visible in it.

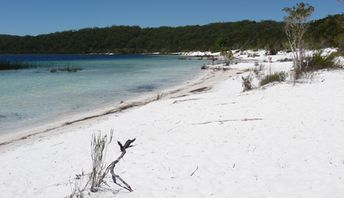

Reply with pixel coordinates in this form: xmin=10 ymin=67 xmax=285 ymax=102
xmin=303 ymin=52 xmax=339 ymax=72
xmin=221 ymin=50 xmax=233 ymax=65
xmin=259 ymin=72 xmax=288 ymax=86
xmin=0 ymin=14 xmax=342 ymax=54
xmin=283 ymin=2 xmax=314 ymax=80
xmin=307 ymin=14 xmax=344 ymax=50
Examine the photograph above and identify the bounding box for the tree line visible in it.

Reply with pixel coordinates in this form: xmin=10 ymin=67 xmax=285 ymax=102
xmin=0 ymin=14 xmax=342 ymax=54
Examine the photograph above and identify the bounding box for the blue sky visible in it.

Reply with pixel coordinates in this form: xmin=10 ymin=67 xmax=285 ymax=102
xmin=0 ymin=0 xmax=342 ymax=36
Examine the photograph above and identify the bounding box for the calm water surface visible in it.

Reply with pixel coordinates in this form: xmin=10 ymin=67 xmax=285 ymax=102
xmin=0 ymin=54 xmax=206 ymax=134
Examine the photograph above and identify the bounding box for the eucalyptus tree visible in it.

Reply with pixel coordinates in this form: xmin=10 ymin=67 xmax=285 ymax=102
xmin=283 ymin=2 xmax=314 ymax=80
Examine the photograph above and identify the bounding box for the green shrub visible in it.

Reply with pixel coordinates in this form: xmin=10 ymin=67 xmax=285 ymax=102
xmin=303 ymin=52 xmax=339 ymax=72
xmin=260 ymin=72 xmax=288 ymax=86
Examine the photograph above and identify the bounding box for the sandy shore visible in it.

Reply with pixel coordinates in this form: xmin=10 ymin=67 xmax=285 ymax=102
xmin=1 ymin=51 xmax=344 ymax=198
xmin=0 ymin=68 xmax=236 ymax=146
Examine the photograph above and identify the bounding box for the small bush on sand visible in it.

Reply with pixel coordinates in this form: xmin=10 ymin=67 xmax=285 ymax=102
xmin=260 ymin=72 xmax=288 ymax=86
xmin=292 ymin=52 xmax=340 ymax=81
xmin=242 ymin=75 xmax=253 ymax=92
xmin=303 ymin=52 xmax=339 ymax=72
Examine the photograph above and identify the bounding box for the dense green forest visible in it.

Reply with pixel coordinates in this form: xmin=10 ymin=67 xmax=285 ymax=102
xmin=0 ymin=14 xmax=342 ymax=54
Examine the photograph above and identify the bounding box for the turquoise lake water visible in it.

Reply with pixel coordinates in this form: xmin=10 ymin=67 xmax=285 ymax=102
xmin=0 ymin=55 xmax=206 ymax=134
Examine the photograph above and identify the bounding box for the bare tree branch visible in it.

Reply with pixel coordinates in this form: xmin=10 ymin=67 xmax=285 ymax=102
xmin=68 ymin=131 xmax=136 ymax=197
xmin=100 ymin=138 xmax=136 ymax=192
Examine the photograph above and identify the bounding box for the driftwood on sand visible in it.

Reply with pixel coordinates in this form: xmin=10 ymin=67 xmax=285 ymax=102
xmin=193 ymin=118 xmax=263 ymax=125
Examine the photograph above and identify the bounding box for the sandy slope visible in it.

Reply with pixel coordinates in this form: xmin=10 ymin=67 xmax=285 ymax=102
xmin=0 ymin=54 xmax=344 ymax=198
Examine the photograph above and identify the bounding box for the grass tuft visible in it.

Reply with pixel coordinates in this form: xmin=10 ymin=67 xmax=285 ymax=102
xmin=260 ymin=72 xmax=288 ymax=86
xmin=303 ymin=52 xmax=339 ymax=72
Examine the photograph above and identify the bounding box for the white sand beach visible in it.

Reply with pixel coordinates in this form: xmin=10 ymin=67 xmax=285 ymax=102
xmin=1 ymin=51 xmax=344 ymax=198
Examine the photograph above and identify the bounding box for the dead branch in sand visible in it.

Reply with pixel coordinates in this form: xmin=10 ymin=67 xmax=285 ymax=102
xmin=167 ymin=121 xmax=181 ymax=132
xmin=172 ymin=98 xmax=201 ymax=104
xmin=100 ymin=139 xmax=136 ymax=192
xmin=190 ymin=166 xmax=199 ymax=176
xmin=68 ymin=131 xmax=136 ymax=197
xmin=193 ymin=118 xmax=263 ymax=125
xmin=190 ymin=87 xmax=211 ymax=93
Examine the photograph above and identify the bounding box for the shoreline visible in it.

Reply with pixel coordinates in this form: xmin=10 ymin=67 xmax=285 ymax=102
xmin=0 ymin=68 xmax=236 ymax=147
xmin=1 ymin=49 xmax=344 ymax=197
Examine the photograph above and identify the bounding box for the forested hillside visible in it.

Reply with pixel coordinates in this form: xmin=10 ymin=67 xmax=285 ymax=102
xmin=0 ymin=14 xmax=342 ymax=54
